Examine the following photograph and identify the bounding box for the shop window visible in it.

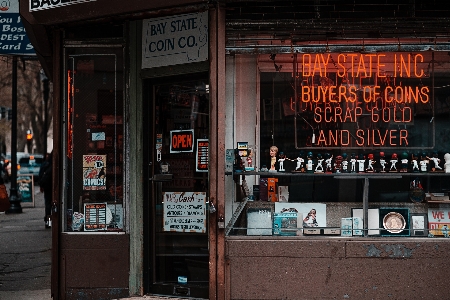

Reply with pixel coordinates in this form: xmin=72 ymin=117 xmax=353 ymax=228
xmin=64 ymin=47 xmax=124 ymax=232
xmin=226 ymin=52 xmax=450 ymax=238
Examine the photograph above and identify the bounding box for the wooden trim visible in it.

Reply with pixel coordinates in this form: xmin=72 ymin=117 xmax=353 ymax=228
xmin=51 ymin=28 xmax=62 ymax=300
xmin=209 ymin=3 xmax=226 ymax=300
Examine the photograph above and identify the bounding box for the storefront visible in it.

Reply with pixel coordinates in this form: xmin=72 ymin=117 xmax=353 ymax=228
xmin=21 ymin=1 xmax=450 ymax=299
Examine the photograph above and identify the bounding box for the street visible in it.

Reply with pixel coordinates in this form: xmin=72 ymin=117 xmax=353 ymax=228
xmin=0 ymin=182 xmax=51 ymax=300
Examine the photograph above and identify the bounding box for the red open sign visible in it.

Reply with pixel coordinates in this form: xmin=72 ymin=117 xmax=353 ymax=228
xmin=170 ymin=130 xmax=194 ymax=153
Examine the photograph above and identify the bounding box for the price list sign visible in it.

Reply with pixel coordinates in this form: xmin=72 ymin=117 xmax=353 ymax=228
xmin=84 ymin=203 xmax=108 ymax=231
xmin=196 ymin=139 xmax=208 ymax=172
xmin=163 ymin=192 xmax=206 ymax=233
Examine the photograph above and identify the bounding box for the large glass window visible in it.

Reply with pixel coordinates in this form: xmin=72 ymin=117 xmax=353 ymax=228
xmin=226 ymin=51 xmax=450 ymax=238
xmin=63 ymin=47 xmax=124 ymax=233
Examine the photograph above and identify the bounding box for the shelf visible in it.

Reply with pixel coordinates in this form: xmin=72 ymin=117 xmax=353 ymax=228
xmin=227 ymin=171 xmax=450 ymax=177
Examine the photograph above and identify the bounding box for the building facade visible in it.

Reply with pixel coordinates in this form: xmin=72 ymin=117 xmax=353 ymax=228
xmin=21 ymin=1 xmax=450 ymax=299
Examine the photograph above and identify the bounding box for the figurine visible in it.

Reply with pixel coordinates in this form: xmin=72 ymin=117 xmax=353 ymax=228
xmin=260 ymin=164 xmax=269 ymax=172
xmin=444 ymin=153 xmax=450 ymax=173
xmin=245 ymin=148 xmax=254 ymax=171
xmin=315 ymin=153 xmax=324 ymax=173
xmin=350 ymin=153 xmax=357 ymax=173
xmin=334 ymin=155 xmax=343 ymax=173
xmin=379 ymin=152 xmax=386 ymax=172
xmin=306 ymin=151 xmax=314 ymax=173
xmin=365 ymin=153 xmax=375 ymax=172
xmin=389 ymin=153 xmax=398 ymax=172
xmin=420 ymin=152 xmax=429 ymax=173
xmin=325 ymin=153 xmax=333 ymax=173
xmin=428 ymin=152 xmax=442 ymax=172
xmin=294 ymin=151 xmax=305 ymax=172
xmin=269 ymin=145 xmax=278 ymax=172
xmin=411 ymin=153 xmax=419 ymax=172
xmin=357 ymin=153 xmax=365 ymax=173
xmin=400 ymin=152 xmax=408 ymax=172
xmin=233 ymin=148 xmax=243 ymax=172
xmin=341 ymin=153 xmax=349 ymax=173
xmin=278 ymin=152 xmax=286 ymax=172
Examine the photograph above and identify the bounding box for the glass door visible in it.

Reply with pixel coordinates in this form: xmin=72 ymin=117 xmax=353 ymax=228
xmin=144 ymin=73 xmax=209 ymax=299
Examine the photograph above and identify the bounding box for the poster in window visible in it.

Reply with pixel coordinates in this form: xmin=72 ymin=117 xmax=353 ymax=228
xmin=163 ymin=192 xmax=206 ymax=233
xmin=84 ymin=202 xmax=110 ymax=231
xmin=428 ymin=208 xmax=450 ymax=236
xmin=82 ymin=155 xmax=106 ymax=190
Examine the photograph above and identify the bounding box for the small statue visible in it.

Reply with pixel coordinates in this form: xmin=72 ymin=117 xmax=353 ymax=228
xmin=379 ymin=152 xmax=387 ymax=172
xmin=294 ymin=151 xmax=305 ymax=172
xmin=315 ymin=153 xmax=324 ymax=173
xmin=400 ymin=152 xmax=408 ymax=172
xmin=233 ymin=149 xmax=244 ymax=172
xmin=420 ymin=152 xmax=429 ymax=173
xmin=411 ymin=153 xmax=419 ymax=172
xmin=428 ymin=151 xmax=442 ymax=172
xmin=349 ymin=153 xmax=357 ymax=173
xmin=245 ymin=148 xmax=254 ymax=171
xmin=341 ymin=153 xmax=349 ymax=173
xmin=325 ymin=153 xmax=333 ymax=173
xmin=366 ymin=153 xmax=375 ymax=172
xmin=357 ymin=153 xmax=365 ymax=173
xmin=334 ymin=155 xmax=343 ymax=173
xmin=260 ymin=164 xmax=269 ymax=172
xmin=278 ymin=151 xmax=286 ymax=172
xmin=306 ymin=151 xmax=314 ymax=173
xmin=269 ymin=145 xmax=278 ymax=172
xmin=389 ymin=153 xmax=398 ymax=172
xmin=444 ymin=153 xmax=450 ymax=173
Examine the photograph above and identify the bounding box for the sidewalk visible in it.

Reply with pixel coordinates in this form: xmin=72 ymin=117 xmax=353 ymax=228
xmin=0 ymin=182 xmax=51 ymax=300
xmin=0 ymin=182 xmax=201 ymax=300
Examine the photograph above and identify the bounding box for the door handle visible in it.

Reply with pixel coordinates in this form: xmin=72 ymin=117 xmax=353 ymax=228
xmin=150 ymin=174 xmax=173 ymax=182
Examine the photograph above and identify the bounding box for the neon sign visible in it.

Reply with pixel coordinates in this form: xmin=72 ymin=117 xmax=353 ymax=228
xmin=294 ymin=52 xmax=435 ymax=149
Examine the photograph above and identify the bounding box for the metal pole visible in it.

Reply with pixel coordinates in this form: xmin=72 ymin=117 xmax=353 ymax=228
xmin=7 ymin=55 xmax=22 ymax=214
xmin=40 ymin=69 xmax=49 ymax=154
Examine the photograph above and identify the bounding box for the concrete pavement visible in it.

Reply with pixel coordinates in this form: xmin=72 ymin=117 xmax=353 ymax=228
xmin=0 ymin=182 xmax=51 ymax=300
xmin=0 ymin=183 xmax=201 ymax=300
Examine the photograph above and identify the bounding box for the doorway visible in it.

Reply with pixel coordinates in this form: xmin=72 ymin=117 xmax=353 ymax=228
xmin=143 ymin=72 xmax=210 ymax=299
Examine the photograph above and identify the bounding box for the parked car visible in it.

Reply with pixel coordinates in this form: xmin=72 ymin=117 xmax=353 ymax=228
xmin=17 ymin=154 xmax=44 ymax=182
xmin=2 ymin=152 xmax=28 ymax=183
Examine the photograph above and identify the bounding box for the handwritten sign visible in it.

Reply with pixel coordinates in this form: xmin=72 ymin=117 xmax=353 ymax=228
xmin=428 ymin=208 xmax=450 ymax=236
xmin=170 ymin=130 xmax=194 ymax=153
xmin=196 ymin=139 xmax=208 ymax=172
xmin=163 ymin=192 xmax=206 ymax=233
xmin=142 ymin=11 xmax=208 ymax=68
xmin=17 ymin=174 xmax=34 ymax=206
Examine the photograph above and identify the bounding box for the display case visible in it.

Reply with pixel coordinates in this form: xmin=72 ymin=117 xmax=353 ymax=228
xmin=224 ymin=51 xmax=450 ymax=239
xmin=63 ymin=47 xmax=125 ymax=232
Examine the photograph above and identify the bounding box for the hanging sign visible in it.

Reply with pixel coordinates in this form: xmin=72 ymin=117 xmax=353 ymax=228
xmin=1 ymin=0 xmax=34 ymax=55
xmin=163 ymin=192 xmax=206 ymax=233
xmin=170 ymin=129 xmax=194 ymax=153
xmin=196 ymin=139 xmax=208 ymax=172
xmin=142 ymin=11 xmax=208 ymax=69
